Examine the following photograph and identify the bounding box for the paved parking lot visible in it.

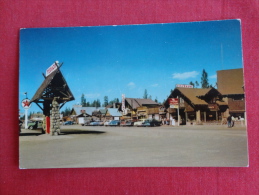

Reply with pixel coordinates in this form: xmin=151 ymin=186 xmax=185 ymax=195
xmin=19 ymin=124 xmax=248 ymax=168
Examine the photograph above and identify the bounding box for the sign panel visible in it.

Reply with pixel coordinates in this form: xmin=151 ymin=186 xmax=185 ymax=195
xmin=176 ymin=84 xmax=194 ymax=88
xmin=168 ymin=98 xmax=178 ymax=105
xmin=170 ymin=105 xmax=179 ymax=108
xmin=21 ymin=98 xmax=31 ymax=109
xmin=46 ymin=62 xmax=58 ymax=76
xmin=121 ymin=94 xmax=126 ymax=114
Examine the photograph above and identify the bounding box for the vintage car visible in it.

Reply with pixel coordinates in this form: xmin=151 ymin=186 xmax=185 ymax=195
xmin=142 ymin=119 xmax=162 ymax=127
xmin=90 ymin=121 xmax=104 ymax=126
xmin=120 ymin=120 xmax=127 ymax=126
xmin=104 ymin=120 xmax=112 ymax=126
xmin=64 ymin=121 xmax=74 ymax=125
xmin=125 ymin=120 xmax=134 ymax=126
xmin=109 ymin=120 xmax=120 ymax=126
xmin=28 ymin=120 xmax=43 ymax=130
xmin=133 ymin=119 xmax=146 ymax=127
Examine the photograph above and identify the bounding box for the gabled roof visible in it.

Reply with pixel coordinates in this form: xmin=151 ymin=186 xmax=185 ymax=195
xmin=217 ymin=68 xmax=244 ymax=95
xmin=176 ymin=88 xmax=212 ymax=105
xmin=125 ymin=98 xmax=159 ymax=109
xmin=31 ymin=68 xmax=74 ymax=103
xmin=107 ymin=108 xmax=122 ymax=117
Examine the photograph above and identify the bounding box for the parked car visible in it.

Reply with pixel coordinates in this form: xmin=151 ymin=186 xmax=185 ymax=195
xmin=142 ymin=119 xmax=162 ymax=127
xmin=120 ymin=120 xmax=127 ymax=127
xmin=109 ymin=120 xmax=120 ymax=126
xmin=104 ymin=120 xmax=112 ymax=126
xmin=28 ymin=120 xmax=43 ymax=130
xmin=82 ymin=120 xmax=91 ymax=126
xmin=89 ymin=121 xmax=99 ymax=126
xmin=90 ymin=121 xmax=104 ymax=126
xmin=125 ymin=120 xmax=134 ymax=127
xmin=133 ymin=119 xmax=146 ymax=127
xmin=64 ymin=121 xmax=74 ymax=125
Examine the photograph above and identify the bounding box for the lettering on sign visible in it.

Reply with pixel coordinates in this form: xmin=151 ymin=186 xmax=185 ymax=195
xmin=176 ymin=84 xmax=194 ymax=88
xmin=168 ymin=98 xmax=178 ymax=105
xmin=46 ymin=62 xmax=58 ymax=76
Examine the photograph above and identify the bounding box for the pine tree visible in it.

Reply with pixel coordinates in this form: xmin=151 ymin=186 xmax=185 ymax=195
xmin=195 ymin=81 xmax=199 ymax=88
xmin=81 ymin=94 xmax=87 ymax=106
xmin=143 ymin=89 xmax=148 ymax=99
xmin=104 ymin=96 xmax=109 ymax=107
xmin=201 ymin=69 xmax=209 ymax=88
xmin=154 ymin=97 xmax=158 ymax=103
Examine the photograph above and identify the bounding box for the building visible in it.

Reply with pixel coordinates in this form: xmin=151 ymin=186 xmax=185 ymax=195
xmin=120 ymin=98 xmax=161 ymax=120
xmin=70 ymin=105 xmax=122 ymax=122
xmin=217 ymin=68 xmax=245 ymax=119
xmin=164 ymin=87 xmax=228 ymax=125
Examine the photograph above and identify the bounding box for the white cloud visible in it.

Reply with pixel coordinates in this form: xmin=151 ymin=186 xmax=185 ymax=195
xmin=209 ymin=74 xmax=217 ymax=79
xmin=127 ymin=82 xmax=136 ymax=89
xmin=84 ymin=93 xmax=101 ymax=99
xmin=151 ymin=84 xmax=158 ymax=87
xmin=172 ymin=71 xmax=199 ymax=80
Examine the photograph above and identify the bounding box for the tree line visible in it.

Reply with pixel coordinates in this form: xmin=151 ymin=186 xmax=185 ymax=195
xmin=80 ymin=94 xmax=120 ymax=107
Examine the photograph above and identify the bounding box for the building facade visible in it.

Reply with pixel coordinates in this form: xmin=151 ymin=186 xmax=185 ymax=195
xmin=217 ymin=68 xmax=245 ymax=119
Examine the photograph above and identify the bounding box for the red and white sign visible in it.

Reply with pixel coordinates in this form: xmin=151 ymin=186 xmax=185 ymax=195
xmin=21 ymin=98 xmax=31 ymax=109
xmin=46 ymin=62 xmax=58 ymax=76
xmin=176 ymin=84 xmax=194 ymax=88
xmin=168 ymin=98 xmax=178 ymax=105
xmin=122 ymin=94 xmax=126 ymax=114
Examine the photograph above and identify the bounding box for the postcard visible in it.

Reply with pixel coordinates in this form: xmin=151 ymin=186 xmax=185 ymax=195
xmin=19 ymin=20 xmax=248 ymax=168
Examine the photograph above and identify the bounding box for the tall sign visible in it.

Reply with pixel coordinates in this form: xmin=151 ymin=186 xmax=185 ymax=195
xmin=122 ymin=94 xmax=126 ymax=115
xmin=21 ymin=98 xmax=31 ymax=129
xmin=168 ymin=98 xmax=180 ymax=126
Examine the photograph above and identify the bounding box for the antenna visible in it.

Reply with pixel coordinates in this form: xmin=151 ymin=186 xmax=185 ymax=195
xmin=221 ymin=43 xmax=224 ymax=69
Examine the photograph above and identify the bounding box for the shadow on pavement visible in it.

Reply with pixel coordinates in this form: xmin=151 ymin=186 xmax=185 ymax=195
xmin=59 ymin=130 xmax=105 ymax=135
xmin=19 ymin=133 xmax=42 ymax=136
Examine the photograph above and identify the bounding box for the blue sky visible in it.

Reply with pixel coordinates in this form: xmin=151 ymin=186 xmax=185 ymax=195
xmin=19 ymin=19 xmax=243 ymax=114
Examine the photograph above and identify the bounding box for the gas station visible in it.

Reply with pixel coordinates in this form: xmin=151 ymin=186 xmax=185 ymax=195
xmin=29 ymin=61 xmax=75 ymax=135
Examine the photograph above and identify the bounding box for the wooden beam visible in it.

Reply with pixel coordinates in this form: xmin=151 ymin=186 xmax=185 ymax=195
xmin=42 ymin=73 xmax=46 ymax=79
xmin=35 ymin=102 xmax=44 ymax=111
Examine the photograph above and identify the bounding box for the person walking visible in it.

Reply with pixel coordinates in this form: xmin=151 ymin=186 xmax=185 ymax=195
xmin=227 ymin=115 xmax=232 ymax=128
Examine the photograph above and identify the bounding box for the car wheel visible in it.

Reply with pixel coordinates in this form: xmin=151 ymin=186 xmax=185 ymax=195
xmin=28 ymin=126 xmax=33 ymax=130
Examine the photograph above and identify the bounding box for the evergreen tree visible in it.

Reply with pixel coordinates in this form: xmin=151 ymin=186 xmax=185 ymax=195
xmin=201 ymin=69 xmax=209 ymax=88
xmin=143 ymin=89 xmax=148 ymax=99
xmin=154 ymin=97 xmax=158 ymax=103
xmin=195 ymin=81 xmax=199 ymax=88
xmin=104 ymin=96 xmax=109 ymax=107
xmin=61 ymin=107 xmax=71 ymax=116
xmin=189 ymin=81 xmax=195 ymax=87
xmin=81 ymin=94 xmax=87 ymax=106
xmin=96 ymin=99 xmax=101 ymax=107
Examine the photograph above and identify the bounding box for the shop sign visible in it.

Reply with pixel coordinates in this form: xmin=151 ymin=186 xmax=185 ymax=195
xmin=176 ymin=84 xmax=193 ymax=88
xmin=168 ymin=98 xmax=178 ymax=105
xmin=46 ymin=62 xmax=58 ymax=76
